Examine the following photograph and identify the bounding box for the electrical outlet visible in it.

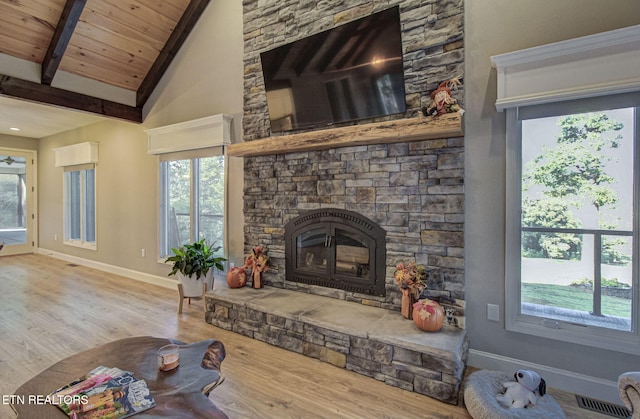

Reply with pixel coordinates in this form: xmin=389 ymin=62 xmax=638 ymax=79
xmin=487 ymin=304 xmax=500 ymax=322
xmin=141 ymin=248 xmax=145 ymax=257
xmin=54 ymin=234 xmax=57 ymax=241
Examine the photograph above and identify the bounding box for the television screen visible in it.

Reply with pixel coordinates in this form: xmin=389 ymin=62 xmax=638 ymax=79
xmin=260 ymin=6 xmax=406 ymax=133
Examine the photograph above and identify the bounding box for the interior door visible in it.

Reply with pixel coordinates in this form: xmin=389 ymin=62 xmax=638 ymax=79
xmin=0 ymin=149 xmax=36 ymax=255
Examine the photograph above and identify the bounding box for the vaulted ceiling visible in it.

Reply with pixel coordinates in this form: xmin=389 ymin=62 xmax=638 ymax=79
xmin=0 ymin=0 xmax=210 ymax=125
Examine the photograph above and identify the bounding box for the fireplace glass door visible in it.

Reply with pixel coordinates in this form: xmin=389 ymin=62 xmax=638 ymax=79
xmin=286 ymin=209 xmax=385 ymax=296
xmin=296 ymin=227 xmax=329 ymax=273
xmin=333 ymin=227 xmax=370 ymax=279
xmin=295 ymin=224 xmax=372 ymax=284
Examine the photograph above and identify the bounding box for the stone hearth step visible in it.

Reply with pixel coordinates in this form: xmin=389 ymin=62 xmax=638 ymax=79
xmin=205 ymin=281 xmax=469 ymax=405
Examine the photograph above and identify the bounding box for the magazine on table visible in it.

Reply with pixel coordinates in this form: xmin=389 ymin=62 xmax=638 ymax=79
xmin=49 ymin=366 xmax=155 ymax=418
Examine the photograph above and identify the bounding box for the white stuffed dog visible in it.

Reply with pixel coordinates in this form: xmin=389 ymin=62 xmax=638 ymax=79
xmin=497 ymin=369 xmax=546 ymax=409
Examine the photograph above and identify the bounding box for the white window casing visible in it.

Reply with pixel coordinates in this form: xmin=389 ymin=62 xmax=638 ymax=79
xmin=493 ymin=25 xmax=640 ymax=354
xmin=147 ymin=114 xmax=232 ymax=263
xmin=54 ymin=142 xmax=98 ymax=250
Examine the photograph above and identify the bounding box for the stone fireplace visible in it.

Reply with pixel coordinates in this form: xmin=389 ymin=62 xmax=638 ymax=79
xmin=285 ymin=208 xmax=387 ymax=297
xmin=207 ymin=0 xmax=468 ymax=404
xmin=235 ymin=0 xmax=465 ymax=325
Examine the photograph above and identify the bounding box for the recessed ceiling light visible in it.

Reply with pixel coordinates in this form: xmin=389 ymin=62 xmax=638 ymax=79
xmin=9 ymin=127 xmax=20 ymax=131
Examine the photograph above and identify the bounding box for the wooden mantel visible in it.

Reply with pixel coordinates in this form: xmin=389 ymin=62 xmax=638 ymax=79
xmin=227 ymin=112 xmax=463 ymax=157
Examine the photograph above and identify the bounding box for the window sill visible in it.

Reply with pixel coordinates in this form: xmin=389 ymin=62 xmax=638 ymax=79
xmin=507 ymin=312 xmax=640 ymax=356
xmin=64 ymin=240 xmax=96 ymax=251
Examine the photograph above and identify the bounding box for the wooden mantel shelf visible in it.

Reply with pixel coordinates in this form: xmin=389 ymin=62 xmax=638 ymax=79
xmin=227 ymin=112 xmax=463 ymax=157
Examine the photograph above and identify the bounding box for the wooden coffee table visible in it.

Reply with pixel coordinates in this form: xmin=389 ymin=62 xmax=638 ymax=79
xmin=11 ymin=336 xmax=227 ymax=418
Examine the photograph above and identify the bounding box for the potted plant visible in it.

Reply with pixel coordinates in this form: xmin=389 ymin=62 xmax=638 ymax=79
xmin=166 ymin=239 xmax=226 ymax=300
xmin=394 ymin=261 xmax=426 ymax=319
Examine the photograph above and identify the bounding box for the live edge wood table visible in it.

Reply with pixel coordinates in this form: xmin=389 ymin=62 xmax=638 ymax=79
xmin=11 ymin=336 xmax=227 ymax=419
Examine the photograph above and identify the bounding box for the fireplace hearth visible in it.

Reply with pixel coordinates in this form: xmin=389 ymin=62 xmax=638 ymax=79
xmin=285 ymin=209 xmax=386 ymax=296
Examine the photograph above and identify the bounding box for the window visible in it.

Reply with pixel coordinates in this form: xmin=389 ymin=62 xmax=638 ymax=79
xmin=506 ymin=93 xmax=640 ymax=353
xmin=64 ymin=165 xmax=96 ymax=248
xmin=159 ymin=149 xmax=225 ymax=259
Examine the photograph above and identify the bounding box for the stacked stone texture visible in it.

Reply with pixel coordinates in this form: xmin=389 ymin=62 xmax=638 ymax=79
xmin=206 ymin=296 xmax=468 ymax=404
xmin=242 ymin=0 xmax=465 ymax=321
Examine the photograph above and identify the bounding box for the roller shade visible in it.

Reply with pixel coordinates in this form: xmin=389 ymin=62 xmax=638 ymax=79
xmin=146 ymin=114 xmax=232 ymax=155
xmin=53 ymin=142 xmax=98 ymax=167
xmin=491 ymin=25 xmax=640 ymax=111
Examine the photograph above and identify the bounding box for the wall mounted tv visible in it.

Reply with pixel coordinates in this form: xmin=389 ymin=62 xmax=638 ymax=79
xmin=260 ymin=6 xmax=406 ymax=133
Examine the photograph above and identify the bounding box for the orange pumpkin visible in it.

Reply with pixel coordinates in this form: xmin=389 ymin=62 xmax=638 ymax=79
xmin=412 ymin=299 xmax=445 ymax=332
xmin=226 ymin=267 xmax=247 ymax=288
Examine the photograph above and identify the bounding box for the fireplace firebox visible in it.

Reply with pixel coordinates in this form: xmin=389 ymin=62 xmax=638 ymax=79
xmin=285 ymin=209 xmax=386 ymax=296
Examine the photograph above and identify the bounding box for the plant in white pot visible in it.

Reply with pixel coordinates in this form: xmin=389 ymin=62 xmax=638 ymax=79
xmin=166 ymin=239 xmax=226 ymax=313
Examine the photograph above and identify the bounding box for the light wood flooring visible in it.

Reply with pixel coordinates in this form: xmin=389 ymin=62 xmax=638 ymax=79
xmin=0 ymin=254 xmax=612 ymax=418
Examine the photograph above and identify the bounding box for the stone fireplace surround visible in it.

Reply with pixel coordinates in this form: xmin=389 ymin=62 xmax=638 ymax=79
xmin=205 ymin=0 xmax=467 ymax=405
xmin=205 ymin=281 xmax=468 ymax=404
xmin=234 ymin=127 xmax=465 ymax=324
xmin=237 ymin=0 xmax=465 ymax=321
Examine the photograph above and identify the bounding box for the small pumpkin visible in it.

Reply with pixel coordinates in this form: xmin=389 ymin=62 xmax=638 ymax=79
xmin=412 ymin=299 xmax=445 ymax=332
xmin=226 ymin=267 xmax=247 ymax=288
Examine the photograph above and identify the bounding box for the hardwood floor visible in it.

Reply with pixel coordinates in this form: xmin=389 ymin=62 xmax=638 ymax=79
xmin=0 ymin=254 xmax=612 ymax=418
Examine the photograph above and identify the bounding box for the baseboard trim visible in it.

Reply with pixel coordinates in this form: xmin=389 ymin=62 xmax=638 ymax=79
xmin=37 ymin=248 xmax=176 ymax=290
xmin=467 ymin=349 xmax=620 ymax=405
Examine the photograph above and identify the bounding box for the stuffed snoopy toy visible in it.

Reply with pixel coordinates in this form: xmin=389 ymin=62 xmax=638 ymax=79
xmin=497 ymin=369 xmax=546 ymax=409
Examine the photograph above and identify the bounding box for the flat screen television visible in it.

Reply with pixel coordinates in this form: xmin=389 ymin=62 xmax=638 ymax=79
xmin=260 ymin=6 xmax=406 ymax=133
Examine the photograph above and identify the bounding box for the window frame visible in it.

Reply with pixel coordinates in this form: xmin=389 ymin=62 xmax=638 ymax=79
xmin=63 ymin=164 xmax=96 ymax=250
xmin=158 ymin=148 xmax=226 ymax=261
xmin=505 ymin=93 xmax=640 ymax=355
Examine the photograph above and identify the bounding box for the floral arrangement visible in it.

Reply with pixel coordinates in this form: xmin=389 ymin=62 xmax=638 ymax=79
xmin=245 ymin=246 xmax=270 ymax=274
xmin=393 ymin=261 xmax=426 ymax=292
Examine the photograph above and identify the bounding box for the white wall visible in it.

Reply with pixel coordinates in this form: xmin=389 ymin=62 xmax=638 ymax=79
xmin=465 ymin=0 xmax=640 ymax=401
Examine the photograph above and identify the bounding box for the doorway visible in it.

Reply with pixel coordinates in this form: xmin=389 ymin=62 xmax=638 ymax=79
xmin=0 ymin=148 xmax=36 ymax=255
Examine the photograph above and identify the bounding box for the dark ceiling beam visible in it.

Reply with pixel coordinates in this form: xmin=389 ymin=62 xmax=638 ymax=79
xmin=0 ymin=76 xmax=142 ymax=123
xmin=136 ymin=0 xmax=211 ymax=108
xmin=41 ymin=0 xmax=87 ymax=86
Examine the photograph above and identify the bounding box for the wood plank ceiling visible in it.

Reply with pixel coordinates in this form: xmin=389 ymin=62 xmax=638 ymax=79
xmin=0 ymin=0 xmax=210 ymax=123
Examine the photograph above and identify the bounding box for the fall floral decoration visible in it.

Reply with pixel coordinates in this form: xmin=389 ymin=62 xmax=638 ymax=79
xmin=245 ymin=245 xmax=270 ymax=288
xmin=394 ymin=261 xmax=426 ymax=319
xmin=412 ymin=299 xmax=445 ymax=332
xmin=393 ymin=261 xmax=426 ymax=292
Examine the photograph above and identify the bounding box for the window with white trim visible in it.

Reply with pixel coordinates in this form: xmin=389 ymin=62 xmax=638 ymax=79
xmin=158 ymin=148 xmax=225 ymax=258
xmin=506 ymin=93 xmax=640 ymax=353
xmin=64 ymin=164 xmax=96 ymax=249
xmin=493 ymin=25 xmax=640 ymax=353
xmin=146 ymin=114 xmax=231 ymax=262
